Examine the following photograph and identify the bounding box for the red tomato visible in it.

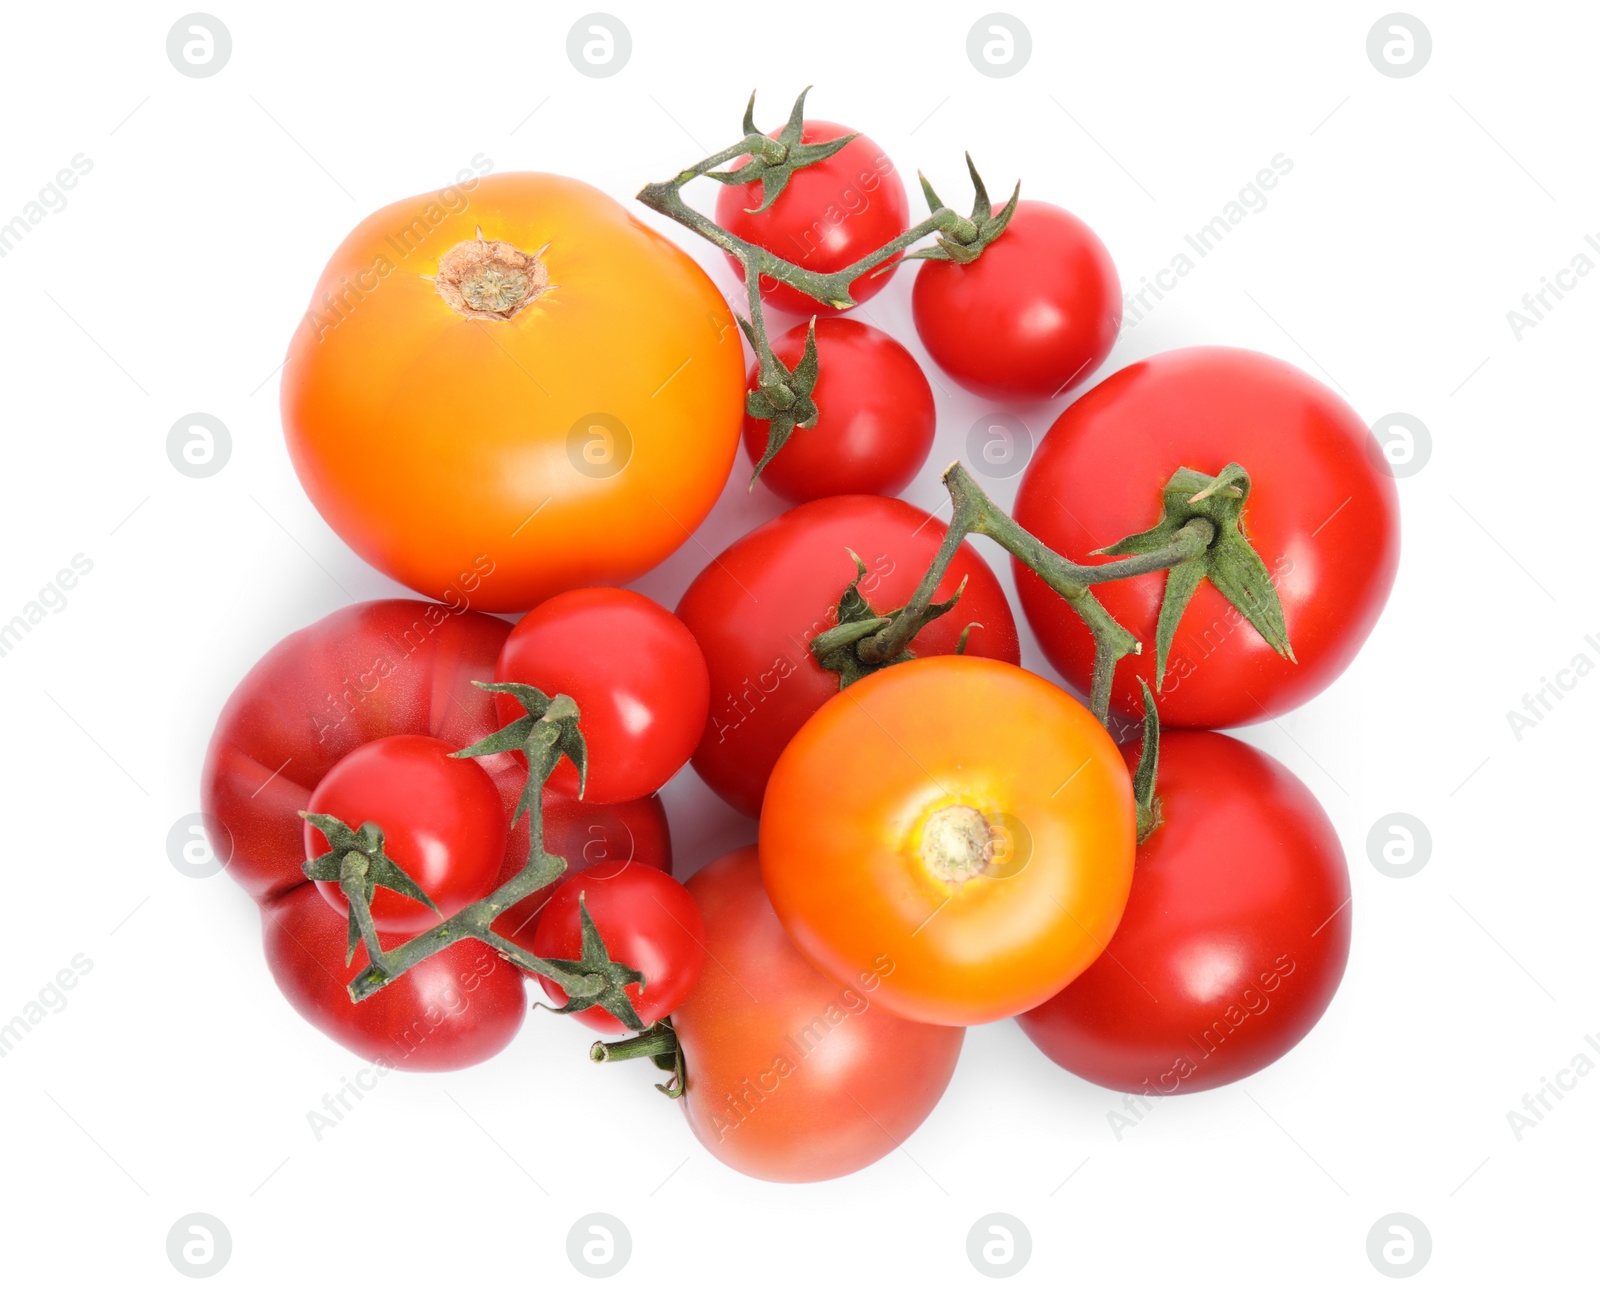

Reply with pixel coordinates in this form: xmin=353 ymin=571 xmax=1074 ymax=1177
xmin=495 ymin=588 xmax=708 ymax=804
xmin=1011 ymin=347 xmax=1401 ymax=728
xmin=1018 ymin=731 xmax=1351 ymax=1095
xmin=532 ymin=862 xmax=706 ymax=1035
xmin=675 ymin=495 xmax=1021 ymax=817
xmin=912 ymin=200 xmax=1120 ymax=401
xmin=304 ymin=734 xmax=507 ymax=933
xmin=673 ymin=848 xmax=964 ymax=1182
xmin=263 ymin=882 xmax=526 ymax=1072
xmin=716 ymin=120 xmax=910 ymax=315
xmin=745 ymin=318 xmax=935 ymax=502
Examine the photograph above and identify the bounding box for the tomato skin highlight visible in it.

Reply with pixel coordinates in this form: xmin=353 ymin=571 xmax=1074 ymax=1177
xmin=282 ymin=172 xmax=745 ymax=612
xmin=674 ymin=848 xmax=964 ymax=1183
xmin=1012 ymin=346 xmax=1401 ymax=728
xmin=760 ymin=655 xmax=1136 ymax=1027
xmin=912 ymin=200 xmax=1121 ymax=401
xmin=494 ymin=588 xmax=710 ymax=803
xmin=716 ymin=121 xmax=910 ymax=316
xmin=744 ymin=318 xmax=935 ymax=502
xmin=1018 ymin=731 xmax=1351 ymax=1095
xmin=532 ymin=862 xmax=706 ymax=1034
xmin=675 ymin=495 xmax=1021 ymax=817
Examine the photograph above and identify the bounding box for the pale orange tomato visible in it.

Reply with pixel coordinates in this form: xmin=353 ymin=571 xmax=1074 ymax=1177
xmin=760 ymin=655 xmax=1136 ymax=1026
xmin=282 ymin=172 xmax=745 ymax=612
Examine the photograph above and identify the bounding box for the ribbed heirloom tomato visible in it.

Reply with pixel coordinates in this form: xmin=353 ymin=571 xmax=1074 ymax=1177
xmin=760 ymin=656 xmax=1136 ymax=1026
xmin=282 ymin=172 xmax=745 ymax=612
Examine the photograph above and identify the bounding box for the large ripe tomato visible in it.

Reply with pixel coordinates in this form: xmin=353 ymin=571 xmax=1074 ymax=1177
xmin=263 ymin=882 xmax=526 ymax=1072
xmin=1011 ymin=347 xmax=1401 ymax=728
xmin=1017 ymin=731 xmax=1351 ymax=1095
xmin=745 ymin=318 xmax=935 ymax=502
xmin=304 ymin=734 xmax=507 ymax=932
xmin=282 ymin=172 xmax=745 ymax=612
xmin=532 ymin=862 xmax=706 ymax=1035
xmin=494 ymin=588 xmax=708 ymax=803
xmin=760 ymin=656 xmax=1135 ymax=1026
xmin=716 ymin=120 xmax=910 ymax=315
xmin=674 ymin=848 xmax=964 ymax=1183
xmin=912 ymin=200 xmax=1120 ymax=401
xmin=675 ymin=495 xmax=1021 ymax=817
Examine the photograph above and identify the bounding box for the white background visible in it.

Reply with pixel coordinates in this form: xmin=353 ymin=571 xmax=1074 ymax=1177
xmin=1 ymin=1 xmax=1594 ymax=1287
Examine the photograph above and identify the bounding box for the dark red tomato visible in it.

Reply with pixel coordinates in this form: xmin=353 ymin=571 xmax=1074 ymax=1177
xmin=202 ymin=600 xmax=526 ymax=906
xmin=716 ymin=120 xmax=910 ymax=316
xmin=674 ymin=848 xmax=964 ymax=1182
xmin=913 ymin=199 xmax=1120 ymax=401
xmin=532 ymin=861 xmax=706 ymax=1035
xmin=491 ymin=791 xmax=673 ymax=962
xmin=263 ymin=882 xmax=526 ymax=1072
xmin=675 ymin=495 xmax=1021 ymax=817
xmin=495 ymin=588 xmax=709 ymax=804
xmin=304 ymin=734 xmax=507 ymax=933
xmin=1011 ymin=347 xmax=1401 ymax=728
xmin=1017 ymin=731 xmax=1350 ymax=1095
xmin=745 ymin=318 xmax=935 ymax=502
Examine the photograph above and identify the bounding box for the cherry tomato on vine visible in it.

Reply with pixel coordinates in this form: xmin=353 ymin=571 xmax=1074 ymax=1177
xmin=263 ymin=881 xmax=527 ymax=1072
xmin=760 ymin=655 xmax=1135 ymax=1026
xmin=673 ymin=848 xmax=964 ymax=1182
xmin=716 ymin=120 xmax=910 ymax=315
xmin=304 ymin=734 xmax=506 ymax=933
xmin=532 ymin=861 xmax=706 ymax=1035
xmin=675 ymin=495 xmax=1021 ymax=817
xmin=745 ymin=318 xmax=935 ymax=502
xmin=494 ymin=588 xmax=709 ymax=804
xmin=1018 ymin=731 xmax=1351 ymax=1095
xmin=913 ymin=199 xmax=1121 ymax=401
xmin=1011 ymin=347 xmax=1401 ymax=728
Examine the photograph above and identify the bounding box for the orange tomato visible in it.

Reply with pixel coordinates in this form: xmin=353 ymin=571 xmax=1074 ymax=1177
xmin=282 ymin=172 xmax=745 ymax=612
xmin=760 ymin=655 xmax=1136 ymax=1026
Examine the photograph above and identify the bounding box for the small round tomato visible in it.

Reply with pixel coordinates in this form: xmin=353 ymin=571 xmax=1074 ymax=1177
xmin=913 ymin=199 xmax=1120 ymax=401
xmin=760 ymin=655 xmax=1135 ymax=1026
xmin=495 ymin=588 xmax=709 ymax=803
xmin=716 ymin=120 xmax=910 ymax=315
xmin=1018 ymin=731 xmax=1351 ymax=1095
xmin=1011 ymin=347 xmax=1401 ymax=728
xmin=675 ymin=495 xmax=1021 ymax=817
xmin=304 ymin=734 xmax=507 ymax=933
xmin=745 ymin=318 xmax=935 ymax=502
xmin=263 ymin=882 xmax=527 ymax=1072
xmin=673 ymin=848 xmax=964 ymax=1182
xmin=532 ymin=861 xmax=706 ymax=1035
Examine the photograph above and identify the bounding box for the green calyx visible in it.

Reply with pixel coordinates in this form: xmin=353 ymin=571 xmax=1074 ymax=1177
xmin=1096 ymin=463 xmax=1294 ymax=693
xmin=808 ymin=549 xmax=971 ymax=688
xmin=901 ymin=153 xmax=1021 ymax=266
xmin=708 ymin=88 xmax=857 ymax=215
xmin=1131 ymin=680 xmax=1162 ymax=844
xmin=590 ymin=1019 xmax=686 ymax=1099
xmin=452 ymin=681 xmax=588 ymax=814
xmin=301 ymin=812 xmax=440 ymax=966
xmin=745 ymin=317 xmax=820 ymax=485
xmin=537 ymin=894 xmax=647 ymax=1032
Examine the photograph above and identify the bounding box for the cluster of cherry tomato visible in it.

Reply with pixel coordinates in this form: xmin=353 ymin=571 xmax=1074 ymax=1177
xmin=203 ymin=96 xmax=1400 ymax=1184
